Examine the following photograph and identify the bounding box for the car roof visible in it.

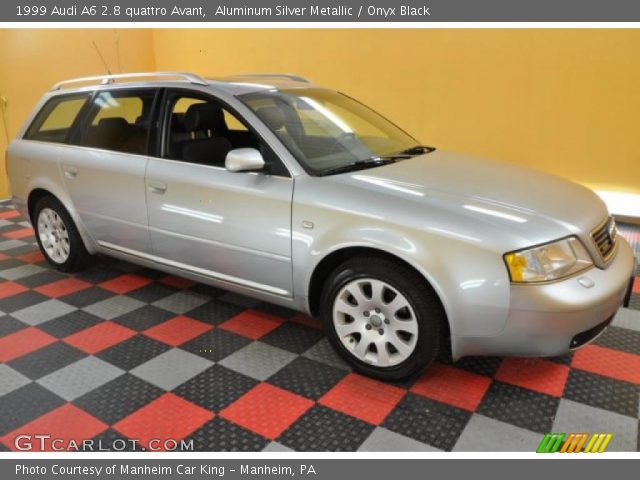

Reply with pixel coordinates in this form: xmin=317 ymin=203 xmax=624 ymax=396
xmin=48 ymin=72 xmax=317 ymax=97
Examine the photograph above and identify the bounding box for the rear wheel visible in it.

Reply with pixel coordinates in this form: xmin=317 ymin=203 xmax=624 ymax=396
xmin=33 ymin=196 xmax=93 ymax=272
xmin=320 ymin=256 xmax=446 ymax=380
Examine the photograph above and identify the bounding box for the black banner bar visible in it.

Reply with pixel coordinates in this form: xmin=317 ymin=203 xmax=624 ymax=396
xmin=2 ymin=0 xmax=640 ymax=22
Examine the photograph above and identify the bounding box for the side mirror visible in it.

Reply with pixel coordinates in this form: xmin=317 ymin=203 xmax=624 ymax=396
xmin=225 ymin=148 xmax=265 ymax=172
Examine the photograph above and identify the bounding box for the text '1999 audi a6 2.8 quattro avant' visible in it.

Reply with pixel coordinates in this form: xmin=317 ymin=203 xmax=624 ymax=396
xmin=7 ymin=72 xmax=636 ymax=380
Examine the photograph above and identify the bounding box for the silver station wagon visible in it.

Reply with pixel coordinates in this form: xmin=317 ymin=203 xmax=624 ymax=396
xmin=7 ymin=72 xmax=635 ymax=380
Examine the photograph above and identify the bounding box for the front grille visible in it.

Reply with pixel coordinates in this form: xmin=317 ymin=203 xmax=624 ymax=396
xmin=591 ymin=216 xmax=617 ymax=260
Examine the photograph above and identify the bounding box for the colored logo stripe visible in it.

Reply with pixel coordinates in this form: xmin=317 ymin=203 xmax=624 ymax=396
xmin=537 ymin=433 xmax=565 ymax=453
xmin=537 ymin=433 xmax=613 ymax=453
xmin=584 ymin=433 xmax=613 ymax=453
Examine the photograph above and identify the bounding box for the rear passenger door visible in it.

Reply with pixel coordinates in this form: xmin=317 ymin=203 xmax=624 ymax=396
xmin=61 ymin=88 xmax=159 ymax=253
xmin=145 ymin=90 xmax=294 ymax=297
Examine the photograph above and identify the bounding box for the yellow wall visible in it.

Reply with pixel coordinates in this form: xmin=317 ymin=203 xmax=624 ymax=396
xmin=154 ymin=29 xmax=640 ymax=196
xmin=1 ymin=29 xmax=639 ymax=199
xmin=0 ymin=29 xmax=155 ymax=197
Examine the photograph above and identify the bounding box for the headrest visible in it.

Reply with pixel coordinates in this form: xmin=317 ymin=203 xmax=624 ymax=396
xmin=97 ymin=117 xmax=129 ymax=131
xmin=170 ymin=113 xmax=187 ymax=133
xmin=256 ymin=106 xmax=285 ymax=131
xmin=135 ymin=114 xmax=153 ymax=128
xmin=183 ymin=103 xmax=225 ymax=132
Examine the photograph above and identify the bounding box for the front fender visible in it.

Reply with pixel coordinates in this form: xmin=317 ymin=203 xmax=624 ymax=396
xmin=292 ymin=196 xmax=511 ymax=339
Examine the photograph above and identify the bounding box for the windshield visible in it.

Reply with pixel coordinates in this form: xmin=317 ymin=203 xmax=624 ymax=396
xmin=238 ymin=88 xmax=424 ymax=175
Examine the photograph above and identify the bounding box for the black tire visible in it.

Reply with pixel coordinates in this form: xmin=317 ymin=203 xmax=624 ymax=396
xmin=320 ymin=256 xmax=446 ymax=380
xmin=32 ymin=195 xmax=93 ymax=273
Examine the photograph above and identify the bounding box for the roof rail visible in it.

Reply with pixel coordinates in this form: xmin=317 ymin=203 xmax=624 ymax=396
xmin=234 ymin=73 xmax=311 ymax=83
xmin=51 ymin=72 xmax=208 ymax=91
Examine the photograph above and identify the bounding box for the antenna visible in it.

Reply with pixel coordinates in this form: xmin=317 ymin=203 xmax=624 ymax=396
xmin=115 ymin=30 xmax=122 ymax=74
xmin=92 ymin=40 xmax=112 ymax=75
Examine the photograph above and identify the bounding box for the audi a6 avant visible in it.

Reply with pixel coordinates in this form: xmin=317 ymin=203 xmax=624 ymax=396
xmin=7 ymin=72 xmax=635 ymax=379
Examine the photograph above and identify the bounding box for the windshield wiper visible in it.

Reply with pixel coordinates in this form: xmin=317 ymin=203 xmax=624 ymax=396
xmin=320 ymin=156 xmax=401 ymax=176
xmin=398 ymin=145 xmax=436 ymax=155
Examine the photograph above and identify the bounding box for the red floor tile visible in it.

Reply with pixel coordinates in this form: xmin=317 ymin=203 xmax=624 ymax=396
xmin=113 ymin=393 xmax=213 ymax=450
xmin=572 ymin=344 xmax=640 ymax=384
xmin=99 ymin=274 xmax=153 ymax=294
xmin=219 ymin=310 xmax=284 ymax=340
xmin=0 ymin=404 xmax=107 ymax=451
xmin=319 ymin=373 xmax=406 ymax=425
xmin=35 ymin=277 xmax=92 ymax=298
xmin=221 ymin=383 xmax=313 ymax=439
xmin=17 ymin=251 xmax=45 ymax=264
xmin=0 ymin=210 xmax=20 ymax=220
xmin=3 ymin=227 xmax=34 ymax=239
xmin=411 ymin=363 xmax=493 ymax=410
xmin=633 ymin=277 xmax=640 ymax=294
xmin=160 ymin=275 xmax=195 ymax=289
xmin=143 ymin=315 xmax=212 ymax=346
xmin=64 ymin=321 xmax=136 ymax=354
xmin=0 ymin=327 xmax=56 ymax=362
xmin=0 ymin=280 xmax=28 ymax=299
xmin=495 ymin=358 xmax=570 ymax=397
xmin=291 ymin=312 xmax=322 ymax=330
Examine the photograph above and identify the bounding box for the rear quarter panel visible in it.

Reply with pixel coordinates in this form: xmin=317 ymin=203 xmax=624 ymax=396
xmin=7 ymin=139 xmax=98 ymax=253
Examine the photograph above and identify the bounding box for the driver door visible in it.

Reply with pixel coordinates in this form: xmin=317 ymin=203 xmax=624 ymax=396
xmin=144 ymin=90 xmax=294 ymax=297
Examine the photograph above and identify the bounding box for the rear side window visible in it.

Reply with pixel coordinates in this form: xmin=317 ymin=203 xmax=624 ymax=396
xmin=75 ymin=89 xmax=157 ymax=155
xmin=24 ymin=94 xmax=89 ymax=143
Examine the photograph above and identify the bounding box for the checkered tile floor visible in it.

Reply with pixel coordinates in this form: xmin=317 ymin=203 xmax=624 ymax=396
xmin=1 ymin=200 xmax=639 ymax=452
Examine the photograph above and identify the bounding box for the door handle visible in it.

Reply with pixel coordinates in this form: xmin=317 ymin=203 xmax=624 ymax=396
xmin=147 ymin=181 xmax=167 ymax=194
xmin=63 ymin=165 xmax=78 ymax=179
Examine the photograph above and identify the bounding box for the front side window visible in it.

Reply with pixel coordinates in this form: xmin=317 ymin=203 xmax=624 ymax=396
xmin=24 ymin=94 xmax=89 ymax=144
xmin=239 ymin=88 xmax=424 ymax=175
xmin=75 ymin=89 xmax=157 ymax=155
xmin=163 ymin=92 xmax=289 ymax=176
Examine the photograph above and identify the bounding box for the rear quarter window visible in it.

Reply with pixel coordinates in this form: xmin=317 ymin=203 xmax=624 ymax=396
xmin=24 ymin=93 xmax=89 ymax=144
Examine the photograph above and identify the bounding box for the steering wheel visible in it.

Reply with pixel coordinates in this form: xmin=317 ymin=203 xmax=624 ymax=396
xmin=327 ymin=132 xmax=358 ymax=155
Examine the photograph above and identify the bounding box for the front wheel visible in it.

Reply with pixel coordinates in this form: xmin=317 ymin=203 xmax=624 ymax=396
xmin=320 ymin=256 xmax=446 ymax=380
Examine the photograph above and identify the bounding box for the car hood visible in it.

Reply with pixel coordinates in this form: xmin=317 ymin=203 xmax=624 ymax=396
xmin=325 ymin=150 xmax=608 ymax=250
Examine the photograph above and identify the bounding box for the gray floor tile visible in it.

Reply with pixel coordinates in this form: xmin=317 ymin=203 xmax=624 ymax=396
xmin=359 ymin=427 xmax=442 ymax=452
xmin=130 ymin=348 xmax=213 ymax=391
xmin=453 ymin=414 xmax=541 ymax=451
xmin=37 ymin=357 xmax=124 ymax=401
xmin=262 ymin=441 xmax=294 ymax=452
xmin=152 ymin=291 xmax=210 ymax=314
xmin=0 ymin=240 xmax=27 ymax=251
xmin=0 ymin=264 xmax=46 ymax=281
xmin=219 ymin=342 xmax=297 ymax=380
xmin=11 ymin=299 xmax=77 ymax=326
xmin=303 ymin=338 xmax=350 ymax=370
xmin=0 ymin=365 xmax=31 ymax=396
xmin=612 ymin=308 xmax=640 ymax=332
xmin=83 ymin=295 xmax=145 ymax=320
xmin=552 ymin=399 xmax=638 ymax=451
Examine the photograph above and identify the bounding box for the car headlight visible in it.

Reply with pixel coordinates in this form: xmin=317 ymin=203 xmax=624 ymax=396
xmin=504 ymin=237 xmax=593 ymax=283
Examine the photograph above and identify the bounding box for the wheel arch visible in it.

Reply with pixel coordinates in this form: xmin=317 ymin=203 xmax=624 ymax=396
xmin=306 ymin=245 xmax=452 ymax=345
xmin=27 ymin=186 xmax=97 ymax=254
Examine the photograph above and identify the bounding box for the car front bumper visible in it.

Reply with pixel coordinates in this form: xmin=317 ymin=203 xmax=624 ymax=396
xmin=452 ymin=237 xmax=636 ymax=359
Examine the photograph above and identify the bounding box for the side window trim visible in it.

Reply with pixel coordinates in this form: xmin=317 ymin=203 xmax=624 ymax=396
xmin=23 ymin=92 xmax=92 ymax=144
xmin=158 ymin=88 xmax=291 ymax=178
